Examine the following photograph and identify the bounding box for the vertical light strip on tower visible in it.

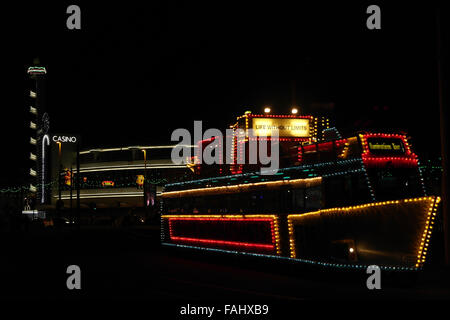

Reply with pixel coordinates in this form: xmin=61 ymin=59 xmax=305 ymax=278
xmin=41 ymin=134 xmax=50 ymax=203
xmin=27 ymin=66 xmax=47 ymax=204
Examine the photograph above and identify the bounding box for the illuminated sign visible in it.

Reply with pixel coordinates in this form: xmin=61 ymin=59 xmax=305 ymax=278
xmin=101 ymin=181 xmax=115 ymax=187
xmin=252 ymin=118 xmax=310 ymax=137
xmin=367 ymin=138 xmax=405 ymax=155
xmin=136 ymin=175 xmax=144 ymax=187
xmin=52 ymin=135 xmax=77 ymax=143
xmin=64 ymin=170 xmax=72 ymax=186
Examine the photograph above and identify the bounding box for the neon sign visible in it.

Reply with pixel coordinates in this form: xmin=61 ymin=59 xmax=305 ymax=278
xmin=252 ymin=118 xmax=310 ymax=137
xmin=101 ymin=181 xmax=115 ymax=187
xmin=52 ymin=135 xmax=77 ymax=143
xmin=366 ymin=138 xmax=405 ymax=155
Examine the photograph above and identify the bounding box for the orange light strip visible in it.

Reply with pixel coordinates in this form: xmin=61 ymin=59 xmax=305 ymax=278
xmin=287 ymin=196 xmax=439 ymax=265
xmin=339 ymin=141 xmax=350 ymax=159
xmin=161 ymin=177 xmax=322 ymax=198
xmin=416 ymin=196 xmax=441 ymax=267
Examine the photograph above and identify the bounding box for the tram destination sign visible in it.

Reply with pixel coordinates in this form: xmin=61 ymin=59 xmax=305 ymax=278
xmin=367 ymin=138 xmax=405 ymax=154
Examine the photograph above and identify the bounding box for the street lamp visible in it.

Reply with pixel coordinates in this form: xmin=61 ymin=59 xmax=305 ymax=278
xmin=291 ymin=107 xmax=299 ymax=115
xmin=264 ymin=106 xmax=271 ymax=114
xmin=57 ymin=142 xmax=62 ymax=201
xmin=142 ymin=149 xmax=147 ymax=209
xmin=41 ymin=134 xmax=50 ymax=204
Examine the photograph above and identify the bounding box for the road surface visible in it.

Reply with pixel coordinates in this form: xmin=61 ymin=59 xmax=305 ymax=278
xmin=1 ymin=226 xmax=449 ymax=309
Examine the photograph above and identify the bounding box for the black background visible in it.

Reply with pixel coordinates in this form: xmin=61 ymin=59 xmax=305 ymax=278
xmin=1 ymin=1 xmax=448 ymax=187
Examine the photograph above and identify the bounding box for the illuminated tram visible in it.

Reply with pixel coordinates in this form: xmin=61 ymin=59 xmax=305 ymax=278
xmin=160 ymin=112 xmax=440 ymax=271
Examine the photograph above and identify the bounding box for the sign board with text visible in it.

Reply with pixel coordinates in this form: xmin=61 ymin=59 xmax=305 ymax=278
xmin=251 ymin=118 xmax=310 ymax=137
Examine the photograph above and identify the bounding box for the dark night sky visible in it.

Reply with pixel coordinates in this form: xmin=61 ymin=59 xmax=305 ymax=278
xmin=1 ymin=1 xmax=448 ymax=186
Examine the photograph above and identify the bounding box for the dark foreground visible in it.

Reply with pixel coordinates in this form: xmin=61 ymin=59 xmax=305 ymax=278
xmin=1 ymin=226 xmax=450 ymax=307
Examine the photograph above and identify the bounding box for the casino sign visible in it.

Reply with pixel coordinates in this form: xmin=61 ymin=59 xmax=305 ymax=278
xmin=52 ymin=135 xmax=78 ymax=143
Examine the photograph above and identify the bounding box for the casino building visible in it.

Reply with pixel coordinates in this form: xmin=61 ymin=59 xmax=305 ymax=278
xmin=51 ymin=144 xmax=195 ymax=211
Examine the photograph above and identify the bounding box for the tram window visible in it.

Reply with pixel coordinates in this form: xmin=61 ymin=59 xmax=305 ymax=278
xmin=253 ymin=192 xmax=264 ymax=213
xmin=211 ymin=195 xmax=227 ymax=213
xmin=260 ymin=192 xmax=267 ymax=213
xmin=246 ymin=193 xmax=255 ymax=213
xmin=195 ymin=196 xmax=206 ymax=213
xmin=225 ymin=194 xmax=236 ymax=213
xmin=322 ymin=175 xmax=366 ymax=207
xmin=257 ymin=192 xmax=265 ymax=213
xmin=343 ymin=177 xmax=353 ymax=205
xmin=292 ymin=188 xmax=305 ymax=212
xmin=258 ymin=190 xmax=274 ymax=213
xmin=305 ymin=186 xmax=321 ymax=210
xmin=165 ymin=198 xmax=177 ymax=213
xmin=237 ymin=192 xmax=248 ymax=213
xmin=323 ymin=176 xmax=346 ymax=208
xmin=281 ymin=189 xmax=293 ymax=212
xmin=351 ymin=175 xmax=371 ymax=204
xmin=275 ymin=190 xmax=287 ymax=213
xmin=233 ymin=192 xmax=248 ymax=214
xmin=368 ymin=168 xmax=423 ymax=200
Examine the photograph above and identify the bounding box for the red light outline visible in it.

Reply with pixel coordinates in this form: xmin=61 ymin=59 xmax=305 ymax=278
xmin=167 ymin=217 xmax=276 ymax=251
xmin=169 ymin=237 xmax=275 ymax=250
xmin=360 ymin=133 xmax=418 ymax=167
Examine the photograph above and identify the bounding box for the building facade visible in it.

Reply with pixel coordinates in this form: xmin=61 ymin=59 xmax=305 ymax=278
xmin=54 ymin=145 xmax=194 ymax=210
